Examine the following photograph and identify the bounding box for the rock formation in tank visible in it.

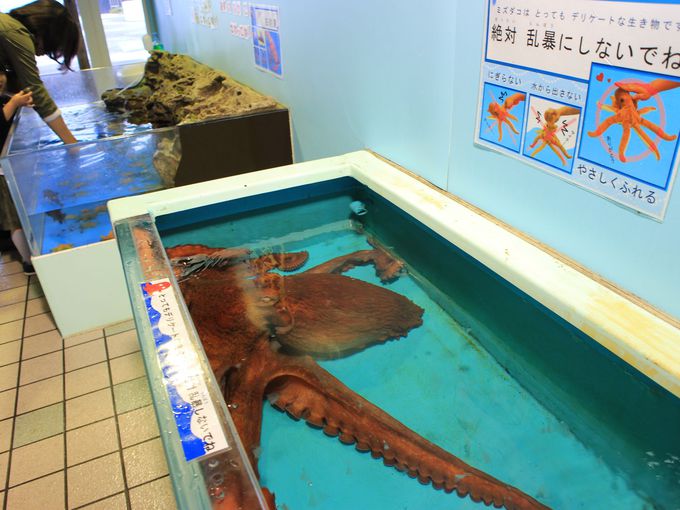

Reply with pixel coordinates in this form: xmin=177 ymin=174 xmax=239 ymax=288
xmin=102 ymin=51 xmax=280 ymax=127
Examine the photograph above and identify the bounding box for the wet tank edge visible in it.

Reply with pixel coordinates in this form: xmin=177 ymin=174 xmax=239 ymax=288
xmin=354 ymin=184 xmax=680 ymax=505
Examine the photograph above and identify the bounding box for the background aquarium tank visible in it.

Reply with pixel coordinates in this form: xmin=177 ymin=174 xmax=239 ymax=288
xmin=5 ymin=101 xmax=153 ymax=155
xmin=1 ymin=62 xmax=147 ymax=157
xmin=0 ymin=58 xmax=292 ymax=337
xmin=113 ymin=165 xmax=680 ymax=510
xmin=2 ymin=128 xmax=179 ymax=255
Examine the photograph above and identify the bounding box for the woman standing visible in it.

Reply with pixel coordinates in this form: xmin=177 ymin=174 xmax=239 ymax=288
xmin=0 ymin=0 xmax=81 ymax=273
xmin=0 ymin=0 xmax=80 ymax=143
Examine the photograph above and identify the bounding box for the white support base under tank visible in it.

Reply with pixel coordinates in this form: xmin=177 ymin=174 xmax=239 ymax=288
xmin=32 ymin=239 xmax=132 ymax=337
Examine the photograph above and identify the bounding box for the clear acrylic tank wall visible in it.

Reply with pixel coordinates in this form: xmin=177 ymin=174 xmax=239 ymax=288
xmin=1 ymin=128 xmax=179 ymax=255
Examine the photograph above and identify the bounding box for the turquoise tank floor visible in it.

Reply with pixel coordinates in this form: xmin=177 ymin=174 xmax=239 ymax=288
xmin=252 ymin=229 xmax=651 ymax=509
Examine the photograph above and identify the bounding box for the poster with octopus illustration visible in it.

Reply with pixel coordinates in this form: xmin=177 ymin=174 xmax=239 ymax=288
xmin=476 ymin=0 xmax=680 ymax=220
xmin=251 ymin=4 xmax=282 ymax=77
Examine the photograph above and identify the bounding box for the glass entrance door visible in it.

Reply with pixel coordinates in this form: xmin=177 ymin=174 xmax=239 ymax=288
xmin=98 ymin=0 xmax=148 ymax=65
xmin=1 ymin=0 xmax=150 ymax=74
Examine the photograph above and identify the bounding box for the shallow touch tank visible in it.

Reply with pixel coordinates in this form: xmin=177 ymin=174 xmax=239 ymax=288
xmin=110 ymin=155 xmax=680 ymax=510
xmin=101 ymin=51 xmax=282 ymax=127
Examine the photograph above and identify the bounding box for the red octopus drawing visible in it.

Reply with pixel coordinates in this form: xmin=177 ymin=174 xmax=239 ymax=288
xmin=587 ymin=78 xmax=680 ymax=163
xmin=528 ymin=106 xmax=580 ymax=166
xmin=134 ymin=226 xmax=550 ymax=510
xmin=487 ymin=92 xmax=526 ymax=142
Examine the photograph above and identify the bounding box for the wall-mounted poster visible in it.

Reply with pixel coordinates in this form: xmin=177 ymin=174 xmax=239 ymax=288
xmin=192 ymin=0 xmax=217 ymax=28
xmin=476 ymin=0 xmax=680 ymax=220
xmin=251 ymin=4 xmax=282 ymax=77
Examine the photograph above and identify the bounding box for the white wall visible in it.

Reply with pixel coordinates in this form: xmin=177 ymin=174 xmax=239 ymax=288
xmin=154 ymin=0 xmax=680 ymax=321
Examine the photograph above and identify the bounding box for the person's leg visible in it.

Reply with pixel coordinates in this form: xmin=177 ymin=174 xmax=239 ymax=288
xmin=11 ymin=229 xmax=34 ymax=275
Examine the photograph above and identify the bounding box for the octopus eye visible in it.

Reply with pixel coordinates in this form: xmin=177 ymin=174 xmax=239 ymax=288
xmin=258 ymin=295 xmax=278 ymax=306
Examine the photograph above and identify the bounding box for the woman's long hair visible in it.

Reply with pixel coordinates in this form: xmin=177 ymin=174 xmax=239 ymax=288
xmin=10 ymin=0 xmax=80 ymax=70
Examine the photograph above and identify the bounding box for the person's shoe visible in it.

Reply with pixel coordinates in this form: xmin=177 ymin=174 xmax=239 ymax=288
xmin=22 ymin=262 xmax=35 ymax=276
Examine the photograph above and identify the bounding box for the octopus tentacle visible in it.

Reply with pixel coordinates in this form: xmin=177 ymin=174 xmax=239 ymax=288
xmin=619 ymin=125 xmax=632 ymax=162
xmin=639 ymin=117 xmax=678 ymax=141
xmin=504 ymin=118 xmax=519 ymax=134
xmin=528 ymin=132 xmax=542 ymax=149
xmin=166 ymin=243 xmax=249 ymax=260
xmin=632 ymin=125 xmax=660 ymax=160
xmin=250 ymin=252 xmax=309 ymax=273
xmin=637 ymin=106 xmax=656 ymax=116
xmin=556 ymin=140 xmax=571 ymax=159
xmin=303 ymin=247 xmax=404 ymax=283
xmin=587 ymin=115 xmax=617 ymax=137
xmin=256 ymin=347 xmax=549 ymax=510
xmin=503 ymin=92 xmax=525 ymax=111
xmin=530 ymin=140 xmax=547 ymax=158
xmin=547 ymin=142 xmax=566 ymax=166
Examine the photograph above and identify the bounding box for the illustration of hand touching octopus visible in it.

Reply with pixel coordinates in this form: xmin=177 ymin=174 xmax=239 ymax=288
xmin=487 ymin=92 xmax=525 ymax=142
xmin=528 ymin=106 xmax=580 ymax=166
xmin=587 ymin=78 xmax=680 ymax=163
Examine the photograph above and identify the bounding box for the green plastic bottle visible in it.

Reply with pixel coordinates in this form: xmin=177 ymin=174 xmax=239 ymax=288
xmin=152 ymin=32 xmax=164 ymax=51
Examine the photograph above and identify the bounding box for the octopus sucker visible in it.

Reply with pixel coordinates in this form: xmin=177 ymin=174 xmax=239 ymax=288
xmin=383 ymin=457 xmax=398 ymax=467
xmin=160 ymin=238 xmax=551 ymax=510
xmin=323 ymin=423 xmax=340 ymax=437
xmin=339 ymin=432 xmax=356 ymax=445
xmin=355 ymin=441 xmax=371 ymax=452
xmin=305 ymin=413 xmax=324 ymax=428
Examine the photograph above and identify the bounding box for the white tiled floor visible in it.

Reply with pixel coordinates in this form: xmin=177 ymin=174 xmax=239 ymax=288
xmin=0 ymin=251 xmax=178 ymax=510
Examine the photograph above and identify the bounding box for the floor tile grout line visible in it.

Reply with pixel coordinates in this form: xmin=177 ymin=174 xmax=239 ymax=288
xmin=8 ymin=412 xmax=160 ymax=460
xmin=103 ymin=329 xmax=133 ymax=510
xmin=70 ymin=473 xmax=171 ymax=510
xmin=0 ymin=281 xmax=42 ymax=309
xmin=62 ymin=318 xmax=69 ymax=510
xmin=3 ymin=434 xmax=163 ymax=497
xmin=0 ymin=277 xmax=31 ymax=294
xmin=0 ymin=344 xmax=20 ymax=369
xmin=2 ymin=278 xmax=30 ymax=510
xmin=13 ymin=348 xmax=143 ymax=389
xmin=0 ymin=321 xmax=57 ymax=350
xmin=0 ymin=264 xmax=24 ymax=277
xmin=20 ymin=329 xmax=134 ymax=365
xmin=10 ymin=374 xmax=150 ymax=422
xmin=0 ymin=304 xmax=48 ymax=327
xmin=68 ymin=435 xmax=161 ymax=472
xmin=3 ymin=467 xmax=65 ymax=496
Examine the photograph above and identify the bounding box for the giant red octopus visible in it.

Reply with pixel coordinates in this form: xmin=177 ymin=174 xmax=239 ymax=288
xmin=163 ymin=240 xmax=550 ymax=510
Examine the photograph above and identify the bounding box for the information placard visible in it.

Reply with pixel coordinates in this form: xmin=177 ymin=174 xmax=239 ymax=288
xmin=141 ymin=279 xmax=229 ymax=462
xmin=476 ymin=0 xmax=680 ymax=220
